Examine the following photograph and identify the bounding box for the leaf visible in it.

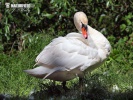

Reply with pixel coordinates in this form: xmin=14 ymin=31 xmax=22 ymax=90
xmin=5 ymin=25 xmax=10 ymax=34
xmin=106 ymin=1 xmax=110 ymax=8
xmin=120 ymin=24 xmax=126 ymax=32
xmin=42 ymin=13 xmax=55 ymax=19
xmin=115 ymin=15 xmax=120 ymax=22
xmin=99 ymin=14 xmax=106 ymax=23
xmin=37 ymin=7 xmax=40 ymax=15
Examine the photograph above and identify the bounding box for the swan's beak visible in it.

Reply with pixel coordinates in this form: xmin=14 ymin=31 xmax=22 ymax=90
xmin=81 ymin=24 xmax=88 ymax=39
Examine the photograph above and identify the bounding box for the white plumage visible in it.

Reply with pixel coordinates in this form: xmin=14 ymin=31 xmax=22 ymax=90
xmin=24 ymin=12 xmax=111 ymax=82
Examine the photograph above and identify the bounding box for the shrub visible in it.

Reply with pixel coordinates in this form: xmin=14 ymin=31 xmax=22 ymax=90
xmin=0 ymin=0 xmax=133 ymax=52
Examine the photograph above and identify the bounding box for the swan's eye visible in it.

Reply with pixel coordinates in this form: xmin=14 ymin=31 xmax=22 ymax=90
xmin=81 ymin=22 xmax=87 ymax=31
xmin=81 ymin=22 xmax=88 ymax=39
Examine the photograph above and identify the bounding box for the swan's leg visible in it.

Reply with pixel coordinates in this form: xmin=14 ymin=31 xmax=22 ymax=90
xmin=52 ymin=80 xmax=55 ymax=86
xmin=79 ymin=77 xmax=84 ymax=93
xmin=62 ymin=81 xmax=69 ymax=91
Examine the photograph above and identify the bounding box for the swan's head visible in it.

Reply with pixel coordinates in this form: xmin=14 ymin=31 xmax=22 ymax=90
xmin=74 ymin=12 xmax=88 ymax=39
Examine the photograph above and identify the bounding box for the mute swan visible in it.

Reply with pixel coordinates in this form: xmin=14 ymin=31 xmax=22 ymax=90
xmin=24 ymin=11 xmax=111 ymax=89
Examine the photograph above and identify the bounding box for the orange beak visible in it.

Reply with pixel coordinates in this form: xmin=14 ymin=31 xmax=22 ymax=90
xmin=81 ymin=24 xmax=88 ymax=39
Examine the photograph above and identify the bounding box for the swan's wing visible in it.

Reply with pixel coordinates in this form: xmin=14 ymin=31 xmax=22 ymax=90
xmin=36 ymin=36 xmax=101 ymax=71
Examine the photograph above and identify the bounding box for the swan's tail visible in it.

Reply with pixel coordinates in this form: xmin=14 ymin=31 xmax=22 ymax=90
xmin=24 ymin=66 xmax=67 ymax=79
xmin=24 ymin=66 xmax=50 ymax=79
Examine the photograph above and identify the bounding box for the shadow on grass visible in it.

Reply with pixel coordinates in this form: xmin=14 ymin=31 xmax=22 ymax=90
xmin=2 ymin=88 xmax=133 ymax=100
xmin=14 ymin=83 xmax=133 ymax=100
xmin=4 ymin=74 xmax=133 ymax=100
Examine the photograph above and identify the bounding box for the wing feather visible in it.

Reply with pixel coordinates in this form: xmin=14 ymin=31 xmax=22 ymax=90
xmin=35 ymin=35 xmax=101 ymax=72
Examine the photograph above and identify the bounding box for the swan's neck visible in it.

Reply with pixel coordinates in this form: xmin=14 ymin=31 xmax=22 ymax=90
xmin=86 ymin=25 xmax=111 ymax=61
xmin=86 ymin=25 xmax=97 ymax=49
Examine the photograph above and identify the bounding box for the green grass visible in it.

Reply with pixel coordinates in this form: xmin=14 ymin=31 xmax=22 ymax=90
xmin=0 ymin=33 xmax=133 ymax=99
xmin=0 ymin=33 xmax=54 ymax=97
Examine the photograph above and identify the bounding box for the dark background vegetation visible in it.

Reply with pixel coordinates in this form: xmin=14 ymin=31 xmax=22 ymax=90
xmin=0 ymin=0 xmax=133 ymax=100
xmin=0 ymin=0 xmax=133 ymax=53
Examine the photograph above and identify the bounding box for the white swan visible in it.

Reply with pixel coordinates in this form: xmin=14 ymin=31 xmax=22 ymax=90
xmin=24 ymin=12 xmax=111 ymax=87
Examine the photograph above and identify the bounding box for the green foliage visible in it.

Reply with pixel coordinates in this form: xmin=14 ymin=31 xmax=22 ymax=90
xmin=0 ymin=0 xmax=133 ymax=53
xmin=0 ymin=35 xmax=133 ymax=99
xmin=0 ymin=0 xmax=133 ymax=99
xmin=0 ymin=33 xmax=54 ymax=96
